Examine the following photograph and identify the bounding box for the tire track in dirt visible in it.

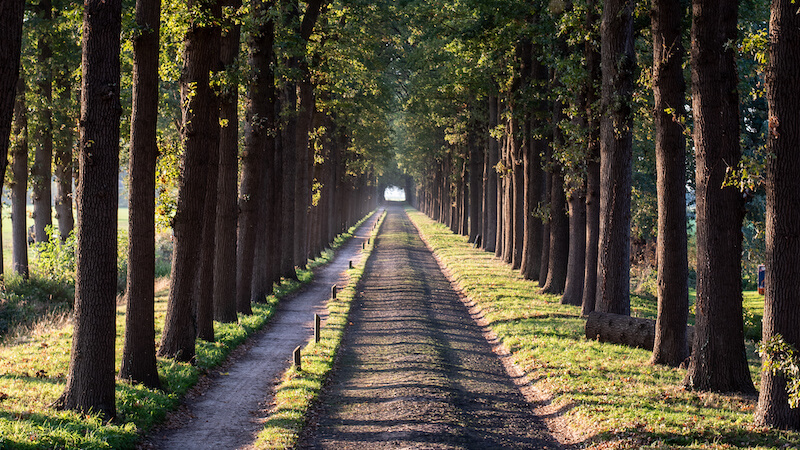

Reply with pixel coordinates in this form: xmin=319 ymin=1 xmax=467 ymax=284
xmin=141 ymin=211 xmax=383 ymax=450
xmin=300 ymin=205 xmax=561 ymax=449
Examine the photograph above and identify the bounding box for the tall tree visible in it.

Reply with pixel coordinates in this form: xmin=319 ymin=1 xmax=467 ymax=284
xmin=32 ymin=0 xmax=54 ymax=243
xmin=158 ymin=0 xmax=221 ymax=362
xmin=119 ymin=0 xmax=162 ymax=388
xmin=484 ymin=95 xmax=499 ymax=253
xmin=10 ymin=78 xmax=29 ymax=278
xmin=1 ymin=2 xmax=26 ymax=271
xmin=650 ymin=0 xmax=689 ymax=367
xmin=683 ymin=0 xmax=755 ymax=394
xmin=214 ymin=0 xmax=241 ymax=323
xmin=754 ymin=0 xmax=800 ymax=429
xmin=54 ymin=0 xmax=122 ymax=419
xmin=237 ymin=0 xmax=274 ymax=315
xmin=595 ymin=0 xmax=635 ymax=315
xmin=580 ymin=0 xmax=601 ymax=316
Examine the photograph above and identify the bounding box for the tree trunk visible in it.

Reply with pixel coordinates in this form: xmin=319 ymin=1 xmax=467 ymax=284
xmin=650 ymin=0 xmax=690 ymax=367
xmin=468 ymin=127 xmax=482 ymax=243
xmin=237 ymin=0 xmax=274 ymax=314
xmin=538 ymin=169 xmax=551 ymax=287
xmin=158 ymin=0 xmax=221 ymax=363
xmin=119 ymin=0 xmax=162 ymax=389
xmin=562 ymin=187 xmax=586 ymax=305
xmin=55 ymin=0 xmax=122 ymax=420
xmin=10 ymin=77 xmax=28 ymax=278
xmin=581 ymin=0 xmax=601 ymax=316
xmin=595 ymin=0 xmax=635 ymax=315
xmin=586 ymin=311 xmax=694 ymax=353
xmin=195 ymin=99 xmax=220 ymax=342
xmin=754 ymin=0 xmax=800 ymax=428
xmin=683 ymin=0 xmax=755 ymax=394
xmin=213 ymin=0 xmax=241 ymax=323
xmin=53 ymin=84 xmax=75 ymax=241
xmin=485 ymin=95 xmax=498 ymax=252
xmin=520 ymin=58 xmax=546 ymax=281
xmin=32 ymin=0 xmax=54 ymax=244
xmin=542 ymin=169 xmax=569 ymax=294
xmin=581 ymin=158 xmax=600 ymax=315
xmin=0 ymin=0 xmax=25 ymax=183
xmin=294 ymin=75 xmax=313 ymax=267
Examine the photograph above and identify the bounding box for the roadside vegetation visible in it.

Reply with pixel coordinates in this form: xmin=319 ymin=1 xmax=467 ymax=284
xmin=0 ymin=213 xmax=373 ymax=449
xmin=407 ymin=209 xmax=798 ymax=450
xmin=255 ymin=210 xmax=385 ymax=449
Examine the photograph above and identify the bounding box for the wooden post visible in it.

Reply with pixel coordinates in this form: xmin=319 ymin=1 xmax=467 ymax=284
xmin=293 ymin=346 xmax=301 ymax=371
xmin=349 ymin=260 xmax=353 ymax=269
xmin=314 ymin=314 xmax=321 ymax=343
xmin=331 ymin=285 xmax=337 ymax=299
xmin=362 ymin=242 xmax=365 ymax=249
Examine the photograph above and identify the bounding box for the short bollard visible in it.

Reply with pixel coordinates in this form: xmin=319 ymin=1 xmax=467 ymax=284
xmin=293 ymin=346 xmax=302 ymax=371
xmin=362 ymin=242 xmax=365 ymax=249
xmin=349 ymin=260 xmax=353 ymax=269
xmin=331 ymin=285 xmax=337 ymax=299
xmin=367 ymin=238 xmax=370 ymax=244
xmin=314 ymin=314 xmax=321 ymax=343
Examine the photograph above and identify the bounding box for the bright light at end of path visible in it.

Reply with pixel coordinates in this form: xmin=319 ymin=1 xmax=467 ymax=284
xmin=384 ymin=186 xmax=406 ymax=202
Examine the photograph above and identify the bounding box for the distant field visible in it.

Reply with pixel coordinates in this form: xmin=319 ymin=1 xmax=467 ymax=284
xmin=0 ymin=206 xmax=130 ymax=273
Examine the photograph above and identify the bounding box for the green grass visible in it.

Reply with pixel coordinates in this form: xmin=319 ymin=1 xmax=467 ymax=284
xmin=0 ymin=211 xmax=373 ymax=449
xmin=405 ymin=208 xmax=797 ymax=450
xmin=254 ymin=210 xmax=385 ymax=449
xmin=0 ymin=206 xmax=129 ymax=274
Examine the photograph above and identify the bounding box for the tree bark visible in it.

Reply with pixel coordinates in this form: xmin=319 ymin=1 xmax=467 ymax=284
xmin=683 ymin=0 xmax=755 ymax=394
xmin=119 ymin=0 xmax=162 ymax=388
xmin=237 ymin=0 xmax=274 ymax=315
xmin=581 ymin=0 xmax=601 ymax=316
xmin=213 ymin=0 xmax=241 ymax=323
xmin=10 ymin=77 xmax=28 ymax=278
xmin=0 ymin=0 xmax=25 ymax=181
xmin=595 ymin=0 xmax=635 ymax=315
xmin=755 ymin=0 xmax=800 ymax=429
xmin=55 ymin=0 xmax=122 ymax=420
xmin=650 ymin=0 xmax=689 ymax=367
xmin=32 ymin=0 xmax=54 ymax=244
xmin=195 ymin=90 xmax=221 ymax=342
xmin=485 ymin=95 xmax=499 ymax=253
xmin=586 ymin=311 xmax=694 ymax=353
xmin=53 ymin=81 xmax=75 ymax=241
xmin=520 ymin=58 xmax=546 ymax=281
xmin=542 ymin=169 xmax=569 ymax=294
xmin=468 ymin=126 xmax=482 ymax=243
xmin=562 ymin=187 xmax=586 ymax=305
xmin=538 ymin=169 xmax=551 ymax=287
xmin=158 ymin=0 xmax=221 ymax=362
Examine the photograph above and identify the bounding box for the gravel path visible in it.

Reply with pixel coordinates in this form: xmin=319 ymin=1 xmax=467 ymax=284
xmin=142 ymin=211 xmax=383 ymax=450
xmin=300 ymin=205 xmax=561 ymax=449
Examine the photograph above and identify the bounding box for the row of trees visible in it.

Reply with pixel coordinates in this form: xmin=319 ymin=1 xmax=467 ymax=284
xmin=1 ymin=0 xmax=393 ymax=420
xmin=401 ymin=0 xmax=799 ymax=431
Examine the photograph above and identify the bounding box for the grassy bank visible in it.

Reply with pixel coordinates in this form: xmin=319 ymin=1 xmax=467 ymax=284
xmin=406 ymin=208 xmax=796 ymax=450
xmin=0 ymin=211 xmax=375 ymax=449
xmin=254 ymin=209 xmax=386 ymax=449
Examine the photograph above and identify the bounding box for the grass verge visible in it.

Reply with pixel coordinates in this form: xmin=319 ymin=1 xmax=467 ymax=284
xmin=0 ymin=211 xmax=376 ymax=449
xmin=406 ymin=208 xmax=797 ymax=450
xmin=254 ymin=209 xmax=387 ymax=449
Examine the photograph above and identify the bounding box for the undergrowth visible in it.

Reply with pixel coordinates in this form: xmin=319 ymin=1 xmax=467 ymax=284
xmin=406 ymin=208 xmax=796 ymax=450
xmin=0 ymin=211 xmax=376 ymax=449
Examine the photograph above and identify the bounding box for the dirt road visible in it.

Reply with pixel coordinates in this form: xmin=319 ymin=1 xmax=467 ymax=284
xmin=300 ymin=206 xmax=560 ymax=449
xmin=142 ymin=211 xmax=383 ymax=450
